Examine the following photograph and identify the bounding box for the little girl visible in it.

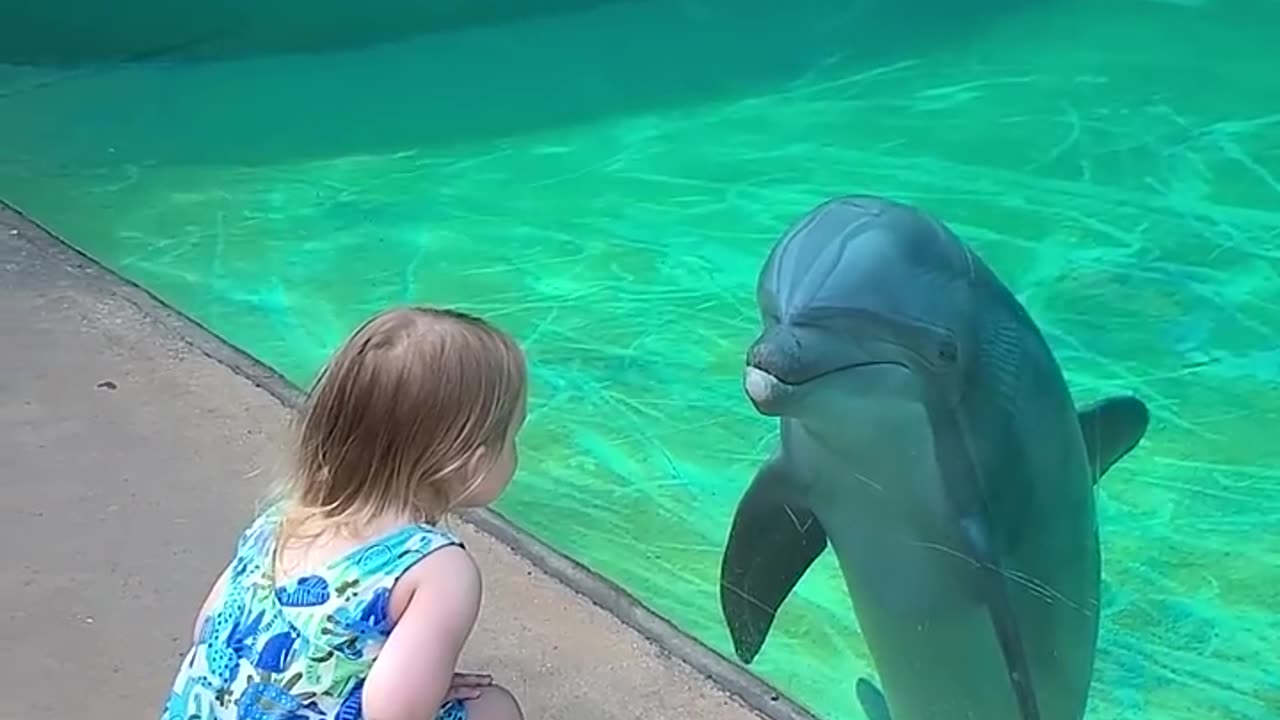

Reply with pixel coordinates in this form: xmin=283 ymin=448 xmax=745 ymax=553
xmin=163 ymin=306 xmax=529 ymax=720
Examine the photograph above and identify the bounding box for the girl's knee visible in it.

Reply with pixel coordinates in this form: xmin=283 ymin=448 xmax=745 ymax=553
xmin=466 ymin=684 xmax=523 ymax=720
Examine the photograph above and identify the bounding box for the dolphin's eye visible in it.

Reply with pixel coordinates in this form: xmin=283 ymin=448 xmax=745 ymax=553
xmin=936 ymin=338 xmax=959 ymax=365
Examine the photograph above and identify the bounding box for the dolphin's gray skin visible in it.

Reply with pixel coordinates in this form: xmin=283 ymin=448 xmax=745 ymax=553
xmin=719 ymin=196 xmax=1150 ymax=720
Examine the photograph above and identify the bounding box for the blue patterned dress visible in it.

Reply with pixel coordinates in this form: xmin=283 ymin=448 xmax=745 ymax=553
xmin=162 ymin=505 xmax=468 ymax=720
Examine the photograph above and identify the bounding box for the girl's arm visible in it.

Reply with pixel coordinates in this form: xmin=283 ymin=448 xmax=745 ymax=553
xmin=362 ymin=545 xmax=482 ymax=720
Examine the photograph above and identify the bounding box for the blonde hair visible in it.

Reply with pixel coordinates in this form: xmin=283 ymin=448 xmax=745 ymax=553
xmin=270 ymin=305 xmax=526 ymax=569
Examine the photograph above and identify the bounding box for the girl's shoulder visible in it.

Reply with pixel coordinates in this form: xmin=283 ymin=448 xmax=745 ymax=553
xmin=233 ymin=500 xmax=289 ymax=554
xmin=232 ymin=499 xmax=468 ymax=588
xmin=399 ymin=531 xmax=475 ymax=581
xmin=348 ymin=520 xmax=466 ymax=582
xmin=389 ymin=534 xmax=482 ymax=624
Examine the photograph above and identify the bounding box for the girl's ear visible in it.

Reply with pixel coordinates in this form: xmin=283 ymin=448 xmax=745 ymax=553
xmin=451 ymin=446 xmax=489 ymax=505
xmin=464 ymin=445 xmax=488 ymax=471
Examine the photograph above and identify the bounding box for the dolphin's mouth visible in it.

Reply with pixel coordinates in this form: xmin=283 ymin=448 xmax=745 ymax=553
xmin=743 ymin=361 xmax=906 ymax=415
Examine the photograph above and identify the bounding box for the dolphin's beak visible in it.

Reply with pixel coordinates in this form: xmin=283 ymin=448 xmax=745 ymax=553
xmin=743 ymin=366 xmax=797 ymax=416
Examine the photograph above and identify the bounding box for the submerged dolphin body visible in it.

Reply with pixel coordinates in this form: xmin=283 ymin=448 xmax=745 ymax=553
xmin=719 ymin=196 xmax=1150 ymax=720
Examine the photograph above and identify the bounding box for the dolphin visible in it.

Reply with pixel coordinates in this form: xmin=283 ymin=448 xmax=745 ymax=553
xmin=718 ymin=195 xmax=1150 ymax=720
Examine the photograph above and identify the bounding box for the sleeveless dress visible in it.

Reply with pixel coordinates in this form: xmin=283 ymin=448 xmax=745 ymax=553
xmin=162 ymin=504 xmax=469 ymax=720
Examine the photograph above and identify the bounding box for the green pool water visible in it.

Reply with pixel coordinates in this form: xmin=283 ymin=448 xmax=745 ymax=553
xmin=2 ymin=0 xmax=1277 ymax=717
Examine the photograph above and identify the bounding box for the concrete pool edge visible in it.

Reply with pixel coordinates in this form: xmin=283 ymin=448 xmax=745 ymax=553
xmin=1 ymin=198 xmax=819 ymax=720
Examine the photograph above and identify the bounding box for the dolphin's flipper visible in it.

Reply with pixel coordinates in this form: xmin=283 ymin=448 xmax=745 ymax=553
xmin=1077 ymin=395 xmax=1151 ymax=483
xmin=720 ymin=455 xmax=828 ymax=664
xmin=855 ymin=677 xmax=893 ymax=720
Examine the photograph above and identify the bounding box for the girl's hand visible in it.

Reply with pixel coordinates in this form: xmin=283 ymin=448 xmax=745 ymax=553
xmin=443 ymin=672 xmax=493 ymax=701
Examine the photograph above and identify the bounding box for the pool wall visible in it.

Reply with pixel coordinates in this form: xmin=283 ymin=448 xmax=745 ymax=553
xmin=1 ymin=0 xmax=620 ymax=65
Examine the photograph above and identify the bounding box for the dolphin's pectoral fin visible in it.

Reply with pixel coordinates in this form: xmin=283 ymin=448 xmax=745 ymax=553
xmin=1077 ymin=395 xmax=1150 ymax=484
xmin=855 ymin=677 xmax=892 ymax=720
xmin=719 ymin=455 xmax=827 ymax=664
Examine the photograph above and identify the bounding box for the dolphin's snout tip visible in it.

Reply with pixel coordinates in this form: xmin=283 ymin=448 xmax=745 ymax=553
xmin=744 ymin=366 xmax=793 ymax=416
